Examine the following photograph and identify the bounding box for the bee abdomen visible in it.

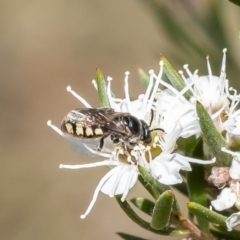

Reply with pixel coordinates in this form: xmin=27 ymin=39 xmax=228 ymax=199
xmin=61 ymin=121 xmax=104 ymax=138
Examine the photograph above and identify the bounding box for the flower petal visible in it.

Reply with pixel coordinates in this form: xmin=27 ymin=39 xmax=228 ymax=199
xmin=226 ymin=212 xmax=240 ymax=231
xmin=211 ymin=188 xmax=237 ymax=211
xmin=229 ymin=157 xmax=240 ymax=179
xmin=149 ymin=153 xmax=191 ymax=185
xmin=100 ymin=165 xmax=138 ymax=197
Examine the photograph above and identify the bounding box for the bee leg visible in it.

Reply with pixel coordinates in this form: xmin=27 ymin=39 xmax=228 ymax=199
xmin=97 ymin=133 xmax=110 ymax=151
xmin=116 ymin=142 xmax=129 ymax=157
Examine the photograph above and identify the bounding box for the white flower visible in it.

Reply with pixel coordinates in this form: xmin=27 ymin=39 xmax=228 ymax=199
xmin=223 ymin=87 xmax=240 ymax=146
xmin=149 ymin=124 xmax=214 ymax=185
xmin=47 ymin=64 xmax=165 ymax=218
xmin=226 ymin=212 xmax=240 ymax=231
xmin=48 ymin=114 xmax=152 ymax=219
xmin=180 ymin=49 xmax=229 ymax=118
xmin=211 ymin=188 xmax=237 ymax=211
xmin=224 ymin=110 xmax=240 ymax=136
xmin=59 ymin=146 xmax=139 ymax=219
xmin=211 ymin=148 xmax=240 ymax=231
xmin=48 ymin=61 xmax=214 ymax=218
xmin=106 ymin=61 xmax=164 ymax=121
xmin=154 ymin=90 xmax=200 ymax=138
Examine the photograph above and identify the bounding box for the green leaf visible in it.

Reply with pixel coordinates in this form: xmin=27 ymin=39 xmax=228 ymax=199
xmin=161 ymin=54 xmax=191 ymax=100
xmin=130 ymin=197 xmax=154 ymax=216
xmin=196 ymin=101 xmax=232 ymax=166
xmin=115 ymin=195 xmax=188 ymax=236
xmin=229 ymin=0 xmax=240 ymax=7
xmin=138 ymin=167 xmax=184 ymax=217
xmin=187 ymin=164 xmax=209 ymax=232
xmin=151 ymin=190 xmax=174 ymax=230
xmin=138 ymin=174 xmax=160 ymax=200
xmin=95 ymin=68 xmax=110 ymax=108
xmin=117 ymin=232 xmax=149 ymax=240
xmin=187 ymin=202 xmax=227 ymax=225
xmin=186 ymin=137 xmax=209 ymax=232
xmin=177 ymin=136 xmax=202 ymax=157
xmin=138 ymin=68 xmax=150 ymax=90
xmin=211 ymin=227 xmax=240 ymax=240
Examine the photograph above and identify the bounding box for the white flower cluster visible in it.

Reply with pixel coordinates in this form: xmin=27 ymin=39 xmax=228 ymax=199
xmin=48 ymin=49 xmax=240 ymax=231
xmin=211 ymin=148 xmax=240 ymax=231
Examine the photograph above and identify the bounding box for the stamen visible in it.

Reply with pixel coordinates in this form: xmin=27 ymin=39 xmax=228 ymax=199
xmin=142 ymin=74 xmax=154 ymax=111
xmin=183 ymin=65 xmax=200 ymax=88
xmin=206 ymin=56 xmax=216 ymax=98
xmin=178 ymin=70 xmax=184 ymax=78
xmin=107 ymin=77 xmax=116 ymax=108
xmin=59 ymin=160 xmax=119 ymax=170
xmin=226 ymin=88 xmax=240 ymax=116
xmin=154 ymin=71 xmax=186 ymax=104
xmin=221 ymin=48 xmax=227 ymax=75
xmin=124 ymin=71 xmax=130 ymax=111
xmin=92 ymin=80 xmax=98 ymax=90
xmin=183 ymin=64 xmax=194 ymax=78
xmin=193 ymin=69 xmax=199 ymax=77
xmin=177 ymin=79 xmax=196 ymax=99
xmin=47 ymin=120 xmax=65 ymax=137
xmin=183 ymin=64 xmax=204 ymax=99
xmin=206 ymin=56 xmax=212 ymax=77
xmin=225 ymin=79 xmax=230 ymax=95
xmin=182 ymin=156 xmax=216 ymax=165
xmin=80 ymin=167 xmax=119 ymax=219
xmin=211 ymin=104 xmax=226 ymax=121
xmin=66 ymin=86 xmax=91 ymax=107
xmin=146 ymin=147 xmax=152 ymax=162
xmin=222 ymin=147 xmax=240 ymax=157
xmin=147 ymin=61 xmax=163 ymax=112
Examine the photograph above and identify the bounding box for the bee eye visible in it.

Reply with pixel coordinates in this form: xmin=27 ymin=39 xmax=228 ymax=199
xmin=123 ymin=116 xmax=129 ymax=126
xmin=140 ymin=120 xmax=151 ymax=143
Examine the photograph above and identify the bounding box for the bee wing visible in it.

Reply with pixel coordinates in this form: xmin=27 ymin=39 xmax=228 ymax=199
xmin=61 ymin=108 xmax=116 ymax=138
xmin=104 ymin=111 xmax=132 ymax=135
xmin=80 ymin=108 xmax=131 ymax=135
xmin=66 ymin=136 xmax=100 ymax=156
xmin=65 ymin=108 xmax=115 ymax=126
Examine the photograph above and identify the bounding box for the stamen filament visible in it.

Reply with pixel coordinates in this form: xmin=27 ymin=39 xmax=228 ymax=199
xmin=66 ymin=86 xmax=91 ymax=107
xmin=59 ymin=160 xmax=119 ymax=170
xmin=80 ymin=167 xmax=120 ymax=219
xmin=47 ymin=120 xmax=64 ymax=137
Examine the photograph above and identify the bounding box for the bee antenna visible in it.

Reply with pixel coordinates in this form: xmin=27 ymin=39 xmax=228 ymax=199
xmin=150 ymin=128 xmax=165 ymax=133
xmin=148 ymin=109 xmax=165 ymax=133
xmin=149 ymin=109 xmax=154 ymax=127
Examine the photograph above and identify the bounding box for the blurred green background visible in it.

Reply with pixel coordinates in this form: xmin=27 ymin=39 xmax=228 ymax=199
xmin=0 ymin=1 xmax=239 ymax=240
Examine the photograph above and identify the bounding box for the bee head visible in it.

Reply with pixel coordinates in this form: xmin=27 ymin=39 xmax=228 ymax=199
xmin=140 ymin=120 xmax=152 ymax=143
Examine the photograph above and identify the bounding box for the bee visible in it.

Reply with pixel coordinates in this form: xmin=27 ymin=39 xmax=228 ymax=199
xmin=61 ymin=108 xmax=163 ymax=151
